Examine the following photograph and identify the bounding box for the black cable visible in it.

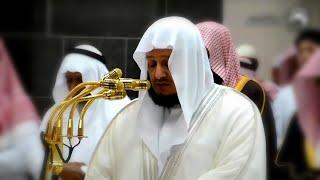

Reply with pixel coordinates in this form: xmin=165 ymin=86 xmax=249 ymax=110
xmin=54 ymin=139 xmax=82 ymax=163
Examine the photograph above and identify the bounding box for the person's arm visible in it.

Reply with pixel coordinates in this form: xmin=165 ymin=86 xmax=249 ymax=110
xmin=272 ymin=86 xmax=296 ymax=148
xmin=0 ymin=120 xmax=44 ymax=180
xmin=198 ymin=103 xmax=266 ymax=180
xmin=0 ymin=143 xmax=27 ymax=174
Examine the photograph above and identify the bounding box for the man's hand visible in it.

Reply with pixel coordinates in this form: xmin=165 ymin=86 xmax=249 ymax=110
xmin=60 ymin=162 xmax=85 ymax=180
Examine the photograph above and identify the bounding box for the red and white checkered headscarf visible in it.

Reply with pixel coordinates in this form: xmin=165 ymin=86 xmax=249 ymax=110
xmin=294 ymin=49 xmax=320 ymax=147
xmin=0 ymin=39 xmax=39 ymax=135
xmin=197 ymin=21 xmax=240 ymax=88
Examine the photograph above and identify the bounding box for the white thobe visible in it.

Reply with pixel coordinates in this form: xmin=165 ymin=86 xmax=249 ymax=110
xmin=159 ymin=106 xmax=187 ymax=173
xmin=273 ymin=85 xmax=297 ymax=148
xmin=85 ymin=86 xmax=266 ymax=180
xmin=0 ymin=121 xmax=43 ymax=180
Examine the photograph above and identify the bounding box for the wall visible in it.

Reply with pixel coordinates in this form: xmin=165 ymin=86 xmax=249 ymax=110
xmin=304 ymin=0 xmax=320 ymax=28
xmin=223 ymin=0 xmax=318 ymax=79
xmin=1 ymin=0 xmax=222 ymax=115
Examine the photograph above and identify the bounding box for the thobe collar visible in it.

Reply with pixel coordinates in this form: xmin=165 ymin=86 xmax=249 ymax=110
xmin=158 ymin=104 xmax=187 ymax=172
xmin=136 ymin=94 xmax=189 ymax=164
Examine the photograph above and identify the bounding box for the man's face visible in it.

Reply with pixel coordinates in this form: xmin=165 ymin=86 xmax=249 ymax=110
xmin=297 ymin=40 xmax=320 ymax=65
xmin=65 ymin=71 xmax=83 ymax=91
xmin=146 ymin=49 xmax=176 ymax=96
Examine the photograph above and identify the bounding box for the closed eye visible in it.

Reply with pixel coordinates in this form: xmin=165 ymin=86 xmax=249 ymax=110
xmin=148 ymin=60 xmax=157 ymax=68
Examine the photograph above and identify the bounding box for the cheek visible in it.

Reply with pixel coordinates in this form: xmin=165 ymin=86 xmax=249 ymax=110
xmin=67 ymin=84 xmax=73 ymax=91
xmin=166 ymin=71 xmax=175 ymax=85
xmin=66 ymin=80 xmax=72 ymax=88
xmin=148 ymin=69 xmax=155 ymax=80
xmin=303 ymin=50 xmax=313 ymax=61
xmin=68 ymin=81 xmax=80 ymax=90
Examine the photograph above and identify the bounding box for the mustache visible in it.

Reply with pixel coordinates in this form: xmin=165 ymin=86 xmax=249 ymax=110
xmin=147 ymin=74 xmax=171 ymax=83
xmin=153 ymin=78 xmax=171 ymax=83
xmin=148 ymin=85 xmax=180 ymax=108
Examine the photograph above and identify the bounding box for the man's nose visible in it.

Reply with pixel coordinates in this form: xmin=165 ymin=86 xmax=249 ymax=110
xmin=154 ymin=65 xmax=166 ymax=80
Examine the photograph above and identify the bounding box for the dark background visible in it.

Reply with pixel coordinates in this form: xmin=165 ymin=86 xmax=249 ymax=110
xmin=1 ymin=0 xmax=222 ymax=116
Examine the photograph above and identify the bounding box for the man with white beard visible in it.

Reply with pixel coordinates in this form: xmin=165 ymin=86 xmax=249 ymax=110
xmin=86 ymin=17 xmax=266 ymax=180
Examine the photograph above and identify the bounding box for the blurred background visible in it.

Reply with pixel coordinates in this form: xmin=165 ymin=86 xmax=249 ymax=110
xmin=1 ymin=0 xmax=319 ymax=117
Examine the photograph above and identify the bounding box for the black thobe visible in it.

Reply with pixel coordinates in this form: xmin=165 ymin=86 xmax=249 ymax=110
xmin=277 ymin=116 xmax=320 ymax=180
xmin=240 ymin=79 xmax=278 ymax=180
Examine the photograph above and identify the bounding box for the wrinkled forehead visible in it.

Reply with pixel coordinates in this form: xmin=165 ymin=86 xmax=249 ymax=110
xmin=146 ymin=48 xmax=173 ymax=58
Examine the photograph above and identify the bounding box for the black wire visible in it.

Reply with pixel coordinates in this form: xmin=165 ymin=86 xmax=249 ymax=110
xmin=63 ymin=143 xmax=71 ymax=148
xmin=55 ymin=139 xmax=82 ymax=163
xmin=64 ymin=140 xmax=81 ymax=163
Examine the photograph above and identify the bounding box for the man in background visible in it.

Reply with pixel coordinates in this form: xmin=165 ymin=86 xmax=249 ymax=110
xmin=277 ymin=49 xmax=320 ymax=179
xmin=0 ymin=39 xmax=43 ymax=180
xmin=41 ymin=45 xmax=130 ymax=180
xmin=273 ymin=29 xmax=320 ymax=148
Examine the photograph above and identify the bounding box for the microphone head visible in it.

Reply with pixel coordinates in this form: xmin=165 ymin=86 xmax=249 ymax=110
xmin=103 ymin=68 xmax=123 ymax=80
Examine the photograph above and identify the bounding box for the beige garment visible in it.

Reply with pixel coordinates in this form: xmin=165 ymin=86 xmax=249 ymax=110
xmin=85 ymin=85 xmax=266 ymax=180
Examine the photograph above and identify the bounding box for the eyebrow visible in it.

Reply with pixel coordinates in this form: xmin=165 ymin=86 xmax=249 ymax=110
xmin=146 ymin=55 xmax=170 ymax=59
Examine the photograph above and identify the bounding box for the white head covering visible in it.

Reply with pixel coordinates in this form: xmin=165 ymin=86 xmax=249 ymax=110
xmin=132 ymin=17 xmax=214 ymax=166
xmin=237 ymin=44 xmax=257 ymax=59
xmin=52 ymin=45 xmax=106 ymax=102
xmin=134 ymin=17 xmax=214 ymax=125
xmin=43 ymin=45 xmax=131 ymax=164
xmin=236 ymin=44 xmax=259 ymax=78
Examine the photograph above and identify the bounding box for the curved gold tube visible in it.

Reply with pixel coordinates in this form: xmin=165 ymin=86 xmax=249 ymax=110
xmin=65 ymin=82 xmax=101 ymax=100
xmin=67 ymin=102 xmax=77 ymax=139
xmin=46 ymin=85 xmax=95 ymax=135
xmin=78 ymin=92 xmax=107 ymax=139
xmin=47 ymin=86 xmax=99 ymax=142
xmin=67 ymin=95 xmax=93 ymax=139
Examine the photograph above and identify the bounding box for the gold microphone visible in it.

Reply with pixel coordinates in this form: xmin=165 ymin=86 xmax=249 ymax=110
xmin=43 ymin=68 xmax=150 ymax=178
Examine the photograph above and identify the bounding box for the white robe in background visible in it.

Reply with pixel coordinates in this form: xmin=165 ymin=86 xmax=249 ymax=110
xmin=0 ymin=121 xmax=43 ymax=180
xmin=273 ymin=85 xmax=297 ymax=148
xmin=86 ymin=17 xmax=266 ymax=180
